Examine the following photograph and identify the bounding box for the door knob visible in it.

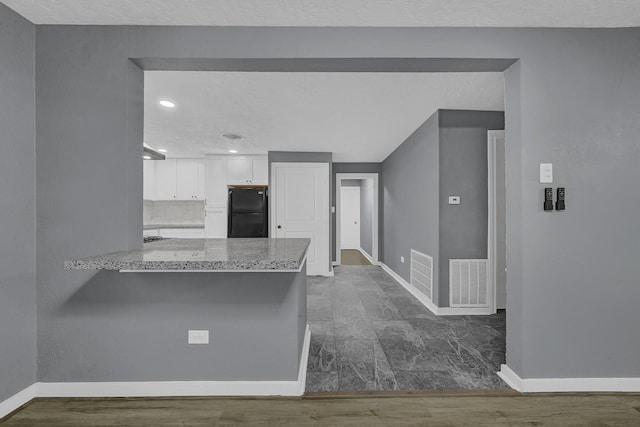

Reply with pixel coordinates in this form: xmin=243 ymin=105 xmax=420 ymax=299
xmin=354 ymin=221 xmax=358 ymax=224
xmin=277 ymin=225 xmax=282 ymax=229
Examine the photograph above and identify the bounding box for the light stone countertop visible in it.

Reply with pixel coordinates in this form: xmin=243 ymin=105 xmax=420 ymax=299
xmin=64 ymin=238 xmax=310 ymax=272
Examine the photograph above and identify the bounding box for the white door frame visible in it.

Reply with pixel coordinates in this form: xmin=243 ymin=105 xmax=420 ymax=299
xmin=336 ymin=173 xmax=379 ymax=265
xmin=270 ymin=162 xmax=331 ymax=276
xmin=488 ymin=130 xmax=506 ymax=314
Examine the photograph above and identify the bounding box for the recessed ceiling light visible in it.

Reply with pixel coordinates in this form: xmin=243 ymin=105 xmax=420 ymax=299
xmin=159 ymin=100 xmax=175 ymax=108
xmin=222 ymin=133 xmax=244 ymax=141
xmin=143 ymin=155 xmax=151 ymax=160
xmin=158 ymin=149 xmax=168 ymax=153
xmin=229 ymin=149 xmax=238 ymax=154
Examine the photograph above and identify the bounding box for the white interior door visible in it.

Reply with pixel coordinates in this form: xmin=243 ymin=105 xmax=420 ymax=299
xmin=340 ymin=187 xmax=361 ymax=249
xmin=272 ymin=163 xmax=329 ymax=276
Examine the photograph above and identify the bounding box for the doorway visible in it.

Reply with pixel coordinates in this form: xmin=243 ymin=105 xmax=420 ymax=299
xmin=336 ymin=173 xmax=379 ymax=266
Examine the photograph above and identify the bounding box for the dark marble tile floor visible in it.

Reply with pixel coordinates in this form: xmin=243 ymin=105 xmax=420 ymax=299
xmin=305 ymin=265 xmax=508 ymax=393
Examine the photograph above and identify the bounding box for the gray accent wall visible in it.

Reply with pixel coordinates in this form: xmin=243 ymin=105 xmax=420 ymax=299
xmin=28 ymin=24 xmax=640 ymax=385
xmin=332 ymin=163 xmax=382 ymax=262
xmin=0 ymin=4 xmax=36 ymax=402
xmin=382 ymin=112 xmax=440 ymax=302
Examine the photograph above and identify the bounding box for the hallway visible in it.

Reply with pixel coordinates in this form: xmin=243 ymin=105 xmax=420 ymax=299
xmin=306 ymin=265 xmax=507 ymax=392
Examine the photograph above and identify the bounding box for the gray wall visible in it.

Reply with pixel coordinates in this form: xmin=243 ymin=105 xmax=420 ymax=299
xmin=38 ymin=270 xmax=305 ymax=382
xmin=438 ymin=110 xmax=505 ymax=306
xmin=504 ymin=61 xmax=523 ymax=375
xmin=332 ymin=163 xmax=382 ymax=262
xmin=31 ymin=25 xmax=640 ymax=383
xmin=360 ymin=179 xmax=375 ymax=257
xmin=0 ymin=4 xmax=36 ymax=402
xmin=341 ymin=179 xmax=361 ymax=187
xmin=382 ymin=111 xmax=440 ymax=300
xmin=268 ymin=151 xmax=333 ymax=272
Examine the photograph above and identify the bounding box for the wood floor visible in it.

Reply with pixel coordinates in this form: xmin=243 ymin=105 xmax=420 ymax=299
xmin=341 ymin=249 xmax=372 ymax=265
xmin=3 ymin=393 xmax=640 ymax=426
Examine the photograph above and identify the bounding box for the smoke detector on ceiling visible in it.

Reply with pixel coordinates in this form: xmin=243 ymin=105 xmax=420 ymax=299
xmin=222 ymin=133 xmax=244 ymax=141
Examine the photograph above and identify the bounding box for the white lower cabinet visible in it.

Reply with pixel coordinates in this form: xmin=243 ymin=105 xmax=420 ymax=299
xmin=143 ymin=228 xmax=159 ymax=236
xmin=158 ymin=228 xmax=205 ymax=238
xmin=205 ymin=207 xmax=227 ymax=238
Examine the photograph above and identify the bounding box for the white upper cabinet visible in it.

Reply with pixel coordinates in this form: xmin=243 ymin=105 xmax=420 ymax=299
xmin=226 ymin=156 xmax=268 ymax=185
xmin=150 ymin=158 xmax=204 ymax=201
xmin=154 ymin=159 xmax=178 ymax=200
xmin=204 ymin=157 xmax=228 ymax=206
xmin=176 ymin=159 xmax=204 ymax=200
xmin=251 ymin=158 xmax=269 ymax=185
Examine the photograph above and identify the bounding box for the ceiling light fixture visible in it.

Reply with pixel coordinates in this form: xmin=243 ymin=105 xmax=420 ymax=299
xmin=222 ymin=133 xmax=244 ymax=141
xmin=158 ymin=149 xmax=168 ymax=153
xmin=143 ymin=155 xmax=151 ymax=160
xmin=229 ymin=149 xmax=238 ymax=154
xmin=159 ymin=100 xmax=175 ymax=108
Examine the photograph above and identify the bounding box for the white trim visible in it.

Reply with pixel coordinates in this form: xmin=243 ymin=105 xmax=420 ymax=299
xmin=497 ymin=364 xmax=525 ymax=391
xmin=335 ymin=173 xmax=379 ymax=266
xmin=0 ymin=384 xmax=37 ymax=420
xmin=358 ymin=247 xmax=375 ymax=265
xmin=35 ymin=326 xmax=311 ymax=398
xmin=498 ymin=365 xmax=640 ymax=393
xmin=295 ymin=324 xmax=311 ymax=395
xmin=379 ymin=262 xmax=492 ymax=316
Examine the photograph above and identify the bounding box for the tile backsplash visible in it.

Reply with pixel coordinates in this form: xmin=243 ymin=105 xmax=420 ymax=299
xmin=144 ymin=200 xmax=205 ymax=226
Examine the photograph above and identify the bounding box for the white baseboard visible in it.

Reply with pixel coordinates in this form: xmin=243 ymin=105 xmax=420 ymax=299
xmin=498 ymin=364 xmax=640 ymax=392
xmin=296 ymin=324 xmax=311 ymax=395
xmin=379 ymin=263 xmax=492 ymax=316
xmin=357 ymin=247 xmax=375 ymax=265
xmin=1 ymin=327 xmax=311 ymax=410
xmin=0 ymin=384 xmax=37 ymax=420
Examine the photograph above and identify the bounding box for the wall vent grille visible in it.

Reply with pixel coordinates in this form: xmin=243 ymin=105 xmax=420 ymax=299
xmin=410 ymin=249 xmax=433 ymax=302
xmin=449 ymin=259 xmax=489 ymax=307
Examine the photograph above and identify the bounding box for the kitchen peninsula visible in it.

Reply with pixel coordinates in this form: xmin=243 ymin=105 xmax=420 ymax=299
xmin=64 ymin=238 xmax=310 ymax=396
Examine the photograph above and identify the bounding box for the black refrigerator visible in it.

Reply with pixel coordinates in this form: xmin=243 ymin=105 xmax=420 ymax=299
xmin=227 ymin=187 xmax=268 ymax=238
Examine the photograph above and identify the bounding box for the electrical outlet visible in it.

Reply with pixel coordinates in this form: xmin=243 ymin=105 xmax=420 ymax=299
xmin=400 ymin=256 xmax=405 ymax=263
xmin=188 ymin=330 xmax=209 ymax=344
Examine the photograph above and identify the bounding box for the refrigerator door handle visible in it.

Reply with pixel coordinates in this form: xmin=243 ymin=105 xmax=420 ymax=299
xmin=227 ymin=190 xmax=233 ymax=237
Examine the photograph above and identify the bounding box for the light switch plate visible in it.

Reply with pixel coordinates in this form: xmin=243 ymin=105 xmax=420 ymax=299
xmin=540 ymin=163 xmax=553 ymax=183
xmin=188 ymin=330 xmax=209 ymax=344
xmin=448 ymin=196 xmax=461 ymax=205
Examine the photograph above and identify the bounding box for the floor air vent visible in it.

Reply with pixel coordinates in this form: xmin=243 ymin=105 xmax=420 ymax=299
xmin=449 ymin=259 xmax=489 ymax=307
xmin=410 ymin=250 xmax=433 ymax=302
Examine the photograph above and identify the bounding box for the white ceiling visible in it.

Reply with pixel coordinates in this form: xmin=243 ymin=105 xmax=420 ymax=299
xmin=144 ymin=72 xmax=504 ymax=162
xmin=3 ymin=0 xmax=640 ymax=27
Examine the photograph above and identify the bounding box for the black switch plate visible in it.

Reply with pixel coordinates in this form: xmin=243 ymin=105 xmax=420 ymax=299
xmin=556 ymin=187 xmax=566 ymax=211
xmin=544 ymin=187 xmax=554 ymax=211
